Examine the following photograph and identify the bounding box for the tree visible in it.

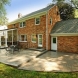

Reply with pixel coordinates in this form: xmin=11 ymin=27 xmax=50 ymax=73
xmin=71 ymin=0 xmax=78 ymax=8
xmin=52 ymin=0 xmax=74 ymax=20
xmin=0 ymin=0 xmax=10 ymax=25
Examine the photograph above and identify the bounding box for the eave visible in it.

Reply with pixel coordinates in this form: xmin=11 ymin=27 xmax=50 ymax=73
xmin=50 ymin=33 xmax=78 ymax=36
xmin=7 ymin=11 xmax=47 ymax=25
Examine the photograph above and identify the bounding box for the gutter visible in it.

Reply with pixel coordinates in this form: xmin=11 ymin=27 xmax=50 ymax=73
xmin=50 ymin=33 xmax=78 ymax=36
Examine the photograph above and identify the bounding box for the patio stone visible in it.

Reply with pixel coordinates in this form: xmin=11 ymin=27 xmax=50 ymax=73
xmin=0 ymin=49 xmax=78 ymax=72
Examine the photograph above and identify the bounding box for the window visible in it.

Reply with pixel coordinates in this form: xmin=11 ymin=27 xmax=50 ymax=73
xmin=31 ymin=34 xmax=36 ymax=43
xmin=50 ymin=18 xmax=52 ymax=25
xmin=19 ymin=35 xmax=27 ymax=42
xmin=19 ymin=21 xmax=26 ymax=28
xmin=53 ymin=38 xmax=56 ymax=43
xmin=23 ymin=22 xmax=26 ymax=27
xmin=35 ymin=17 xmax=40 ymax=25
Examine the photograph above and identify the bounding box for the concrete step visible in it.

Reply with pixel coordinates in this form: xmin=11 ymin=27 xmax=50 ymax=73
xmin=28 ymin=48 xmax=45 ymax=52
xmin=36 ymin=50 xmax=48 ymax=57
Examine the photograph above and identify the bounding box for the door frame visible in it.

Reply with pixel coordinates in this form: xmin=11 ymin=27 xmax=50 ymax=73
xmin=51 ymin=37 xmax=57 ymax=51
xmin=38 ymin=34 xmax=43 ymax=47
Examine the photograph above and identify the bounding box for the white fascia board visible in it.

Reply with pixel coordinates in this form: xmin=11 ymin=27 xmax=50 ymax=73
xmin=50 ymin=33 xmax=78 ymax=36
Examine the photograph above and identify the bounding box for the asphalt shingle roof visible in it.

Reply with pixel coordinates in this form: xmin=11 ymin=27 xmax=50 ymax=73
xmin=23 ymin=4 xmax=54 ymax=18
xmin=51 ymin=19 xmax=78 ymax=34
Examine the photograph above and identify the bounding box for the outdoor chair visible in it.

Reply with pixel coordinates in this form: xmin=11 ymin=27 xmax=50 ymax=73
xmin=6 ymin=44 xmax=20 ymax=54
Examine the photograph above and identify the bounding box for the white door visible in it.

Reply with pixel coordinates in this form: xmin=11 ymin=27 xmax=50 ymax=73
xmin=51 ymin=37 xmax=57 ymax=50
xmin=38 ymin=34 xmax=43 ymax=47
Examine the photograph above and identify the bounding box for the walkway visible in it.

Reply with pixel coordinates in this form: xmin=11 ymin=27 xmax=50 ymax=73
xmin=0 ymin=49 xmax=78 ymax=72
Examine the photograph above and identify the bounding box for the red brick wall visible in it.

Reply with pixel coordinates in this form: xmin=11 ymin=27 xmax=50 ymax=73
xmin=8 ymin=15 xmax=46 ymax=49
xmin=58 ymin=36 xmax=78 ymax=53
xmin=47 ymin=5 xmax=60 ymax=50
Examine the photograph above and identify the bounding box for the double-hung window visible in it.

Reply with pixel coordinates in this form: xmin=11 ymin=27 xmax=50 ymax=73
xmin=31 ymin=34 xmax=36 ymax=43
xmin=19 ymin=35 xmax=27 ymax=42
xmin=20 ymin=21 xmax=26 ymax=28
xmin=35 ymin=17 xmax=40 ymax=25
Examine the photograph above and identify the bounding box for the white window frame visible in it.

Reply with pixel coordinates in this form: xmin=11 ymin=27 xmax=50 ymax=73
xmin=35 ymin=17 xmax=40 ymax=25
xmin=31 ymin=34 xmax=36 ymax=43
xmin=19 ymin=21 xmax=26 ymax=28
xmin=19 ymin=34 xmax=27 ymax=42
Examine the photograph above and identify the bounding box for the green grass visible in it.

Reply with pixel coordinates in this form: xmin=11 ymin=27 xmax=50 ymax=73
xmin=0 ymin=63 xmax=78 ymax=78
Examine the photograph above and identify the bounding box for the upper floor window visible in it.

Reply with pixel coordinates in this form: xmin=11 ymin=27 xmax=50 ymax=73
xmin=19 ymin=21 xmax=26 ymax=28
xmin=50 ymin=18 xmax=52 ymax=25
xmin=19 ymin=35 xmax=27 ymax=42
xmin=35 ymin=17 xmax=40 ymax=25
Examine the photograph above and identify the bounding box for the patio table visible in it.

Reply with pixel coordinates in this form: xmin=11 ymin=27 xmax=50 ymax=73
xmin=6 ymin=45 xmax=19 ymax=54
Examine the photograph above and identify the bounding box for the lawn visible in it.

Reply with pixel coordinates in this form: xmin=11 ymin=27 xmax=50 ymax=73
xmin=0 ymin=63 xmax=78 ymax=78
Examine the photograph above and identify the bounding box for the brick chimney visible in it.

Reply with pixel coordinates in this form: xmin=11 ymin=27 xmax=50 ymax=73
xmin=18 ymin=13 xmax=22 ymax=18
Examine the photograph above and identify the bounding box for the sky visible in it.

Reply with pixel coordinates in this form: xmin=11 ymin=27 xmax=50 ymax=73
xmin=6 ymin=0 xmax=52 ymax=22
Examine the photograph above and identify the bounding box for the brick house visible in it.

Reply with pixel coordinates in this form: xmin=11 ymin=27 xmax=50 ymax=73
xmin=7 ymin=4 xmax=78 ymax=53
xmin=7 ymin=4 xmax=60 ymax=50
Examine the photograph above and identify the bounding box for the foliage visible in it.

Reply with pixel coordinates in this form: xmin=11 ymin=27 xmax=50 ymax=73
xmin=52 ymin=0 xmax=74 ymax=20
xmin=0 ymin=63 xmax=78 ymax=78
xmin=59 ymin=2 xmax=74 ymax=20
xmin=71 ymin=0 xmax=78 ymax=8
xmin=0 ymin=0 xmax=10 ymax=25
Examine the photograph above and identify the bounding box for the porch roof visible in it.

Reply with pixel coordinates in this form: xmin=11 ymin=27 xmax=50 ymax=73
xmin=51 ymin=19 xmax=78 ymax=36
xmin=0 ymin=28 xmax=17 ymax=31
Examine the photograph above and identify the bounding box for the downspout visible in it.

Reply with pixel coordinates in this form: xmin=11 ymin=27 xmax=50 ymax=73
xmin=12 ymin=30 xmax=13 ymax=45
xmin=46 ymin=11 xmax=48 ymax=50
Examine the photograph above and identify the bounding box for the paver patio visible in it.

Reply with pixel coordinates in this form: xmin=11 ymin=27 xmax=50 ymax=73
xmin=0 ymin=49 xmax=78 ymax=72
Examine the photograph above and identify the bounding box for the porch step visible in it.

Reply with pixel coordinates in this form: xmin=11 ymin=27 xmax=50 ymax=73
xmin=36 ymin=50 xmax=48 ymax=57
xmin=28 ymin=48 xmax=45 ymax=52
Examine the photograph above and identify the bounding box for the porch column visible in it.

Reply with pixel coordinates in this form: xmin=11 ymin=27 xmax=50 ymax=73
xmin=5 ymin=38 xmax=7 ymax=47
xmin=4 ymin=31 xmax=8 ymax=47
xmin=12 ymin=30 xmax=13 ymax=45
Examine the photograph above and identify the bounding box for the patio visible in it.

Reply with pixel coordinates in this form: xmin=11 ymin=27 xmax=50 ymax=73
xmin=0 ymin=49 xmax=78 ymax=72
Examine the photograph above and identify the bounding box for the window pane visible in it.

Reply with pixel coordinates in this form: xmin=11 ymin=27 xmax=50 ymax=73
xmin=39 ymin=35 xmax=42 ymax=44
xmin=53 ymin=38 xmax=56 ymax=43
xmin=20 ymin=35 xmax=27 ymax=41
xmin=32 ymin=35 xmax=36 ymax=42
xmin=20 ymin=22 xmax=22 ymax=27
xmin=23 ymin=22 xmax=26 ymax=27
xmin=21 ymin=35 xmax=24 ymax=41
xmin=25 ymin=35 xmax=27 ymax=41
xmin=50 ymin=18 xmax=52 ymax=25
xmin=36 ymin=18 xmax=40 ymax=24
